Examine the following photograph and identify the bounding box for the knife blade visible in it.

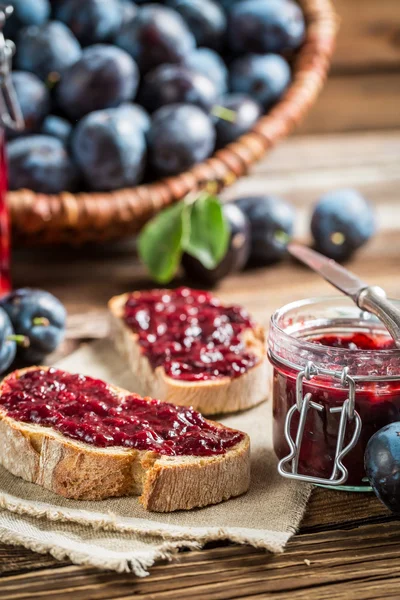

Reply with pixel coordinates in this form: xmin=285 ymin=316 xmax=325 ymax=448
xmin=288 ymin=243 xmax=368 ymax=301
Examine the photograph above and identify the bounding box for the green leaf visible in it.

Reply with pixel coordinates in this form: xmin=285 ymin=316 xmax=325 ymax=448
xmin=138 ymin=202 xmax=188 ymax=284
xmin=182 ymin=194 xmax=229 ymax=269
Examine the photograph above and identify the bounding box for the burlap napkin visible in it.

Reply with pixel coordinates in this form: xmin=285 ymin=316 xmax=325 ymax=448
xmin=0 ymin=340 xmax=312 ymax=575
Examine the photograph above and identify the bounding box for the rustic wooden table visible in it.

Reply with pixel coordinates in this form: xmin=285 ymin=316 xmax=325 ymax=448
xmin=2 ymin=1 xmax=400 ymax=597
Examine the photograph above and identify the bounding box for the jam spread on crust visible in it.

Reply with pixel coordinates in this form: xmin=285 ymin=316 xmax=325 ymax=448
xmin=123 ymin=287 xmax=259 ymax=381
xmin=0 ymin=368 xmax=244 ymax=455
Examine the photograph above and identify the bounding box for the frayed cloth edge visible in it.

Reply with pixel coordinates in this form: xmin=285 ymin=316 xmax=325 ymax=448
xmin=0 ymin=523 xmax=202 ymax=576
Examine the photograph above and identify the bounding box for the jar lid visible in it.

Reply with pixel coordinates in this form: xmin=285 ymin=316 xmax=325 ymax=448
xmin=269 ymin=296 xmax=400 ymax=381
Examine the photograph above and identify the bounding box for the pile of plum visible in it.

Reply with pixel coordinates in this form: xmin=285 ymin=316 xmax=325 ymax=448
xmin=5 ymin=0 xmax=306 ymax=194
xmin=179 ymin=189 xmax=376 ymax=284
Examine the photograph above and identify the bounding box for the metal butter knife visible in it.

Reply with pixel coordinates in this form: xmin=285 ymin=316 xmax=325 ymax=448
xmin=288 ymin=243 xmax=400 ymax=348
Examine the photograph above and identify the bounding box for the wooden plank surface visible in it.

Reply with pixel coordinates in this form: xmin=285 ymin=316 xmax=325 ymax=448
xmin=1 ymin=518 xmax=400 ymax=600
xmin=332 ymin=0 xmax=400 ymax=71
xmin=298 ymin=73 xmax=400 ymax=134
xmin=298 ymin=0 xmax=400 ymax=134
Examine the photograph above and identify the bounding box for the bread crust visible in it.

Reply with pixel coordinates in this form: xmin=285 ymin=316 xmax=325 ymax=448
xmin=0 ymin=367 xmax=250 ymax=512
xmin=108 ymin=292 xmax=269 ymax=415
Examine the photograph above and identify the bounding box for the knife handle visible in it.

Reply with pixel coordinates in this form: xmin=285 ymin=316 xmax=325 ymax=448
xmin=357 ymin=286 xmax=400 ymax=348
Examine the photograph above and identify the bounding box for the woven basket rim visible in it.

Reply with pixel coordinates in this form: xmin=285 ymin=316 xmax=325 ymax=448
xmin=8 ymin=0 xmax=338 ymax=245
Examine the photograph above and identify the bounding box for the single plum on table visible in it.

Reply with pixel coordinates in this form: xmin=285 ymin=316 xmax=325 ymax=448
xmin=365 ymin=423 xmax=400 ymax=514
xmin=182 ymin=202 xmax=251 ymax=285
xmin=311 ymin=189 xmax=376 ymax=261
xmin=0 ymin=308 xmax=17 ymax=374
xmin=234 ymin=195 xmax=295 ymax=265
xmin=0 ymin=288 xmax=66 ymax=364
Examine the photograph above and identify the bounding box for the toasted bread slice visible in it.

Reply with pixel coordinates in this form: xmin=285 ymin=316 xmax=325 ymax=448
xmin=0 ymin=367 xmax=250 ymax=512
xmin=108 ymin=291 xmax=268 ymax=415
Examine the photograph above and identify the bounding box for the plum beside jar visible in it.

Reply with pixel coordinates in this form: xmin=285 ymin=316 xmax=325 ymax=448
xmin=268 ymin=297 xmax=400 ymax=491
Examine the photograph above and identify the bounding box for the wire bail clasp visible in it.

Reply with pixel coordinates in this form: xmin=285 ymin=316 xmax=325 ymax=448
xmin=277 ymin=361 xmax=362 ymax=486
xmin=0 ymin=5 xmax=24 ymax=131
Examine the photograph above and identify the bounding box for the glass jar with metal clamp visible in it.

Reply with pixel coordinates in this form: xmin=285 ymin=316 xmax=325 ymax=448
xmin=268 ymin=296 xmax=400 ymax=491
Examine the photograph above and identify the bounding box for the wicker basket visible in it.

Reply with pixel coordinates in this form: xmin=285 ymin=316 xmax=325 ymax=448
xmin=8 ymin=0 xmax=338 ymax=246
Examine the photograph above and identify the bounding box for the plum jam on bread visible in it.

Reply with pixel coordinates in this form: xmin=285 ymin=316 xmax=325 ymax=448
xmin=0 ymin=367 xmax=250 ymax=511
xmin=109 ymin=287 xmax=268 ymax=415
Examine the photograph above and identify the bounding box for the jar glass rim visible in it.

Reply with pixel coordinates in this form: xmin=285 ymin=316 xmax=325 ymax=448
xmin=270 ymin=295 xmax=400 ymax=357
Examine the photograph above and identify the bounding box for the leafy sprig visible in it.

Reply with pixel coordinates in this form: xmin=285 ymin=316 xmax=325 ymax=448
xmin=138 ymin=191 xmax=229 ymax=284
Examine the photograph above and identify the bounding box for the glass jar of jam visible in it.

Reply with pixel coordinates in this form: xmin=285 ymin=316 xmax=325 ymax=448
xmin=268 ymin=296 xmax=400 ymax=491
xmin=0 ymin=7 xmax=24 ymax=295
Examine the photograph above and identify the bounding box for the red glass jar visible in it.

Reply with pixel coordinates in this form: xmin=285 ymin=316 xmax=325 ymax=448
xmin=0 ymin=7 xmax=24 ymax=296
xmin=0 ymin=132 xmax=10 ymax=296
xmin=268 ymin=297 xmax=400 ymax=491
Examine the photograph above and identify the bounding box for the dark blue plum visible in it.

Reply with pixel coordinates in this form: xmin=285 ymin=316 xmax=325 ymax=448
xmin=0 ymin=288 xmax=66 ymax=363
xmin=184 ymin=48 xmax=228 ymax=96
xmin=140 ymin=64 xmax=219 ymax=113
xmin=182 ymin=202 xmax=251 ymax=285
xmin=311 ymin=189 xmax=376 ymax=261
xmin=16 ymin=21 xmax=82 ymax=83
xmin=365 ymin=423 xmax=400 ymax=513
xmin=148 ymin=103 xmax=215 ymax=176
xmin=117 ymin=103 xmax=151 ymax=134
xmin=115 ymin=4 xmax=195 ymax=73
xmin=41 ymin=115 xmax=72 ymax=144
xmin=230 ymin=53 xmax=291 ymax=109
xmin=71 ymin=107 xmax=146 ymax=191
xmin=234 ymin=195 xmax=295 ymax=264
xmin=4 ymin=0 xmax=50 ymax=40
xmin=8 ymin=135 xmax=80 ymax=194
xmin=0 ymin=309 xmax=17 ymax=374
xmin=166 ymin=0 xmax=227 ymax=50
xmin=55 ymin=0 xmax=122 ymax=46
xmin=229 ymin=0 xmax=305 ymax=54
xmin=9 ymin=71 xmax=50 ymax=136
xmin=119 ymin=0 xmax=138 ymax=26
xmin=56 ymin=44 xmax=139 ymax=120
xmin=214 ymin=94 xmax=262 ymax=147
